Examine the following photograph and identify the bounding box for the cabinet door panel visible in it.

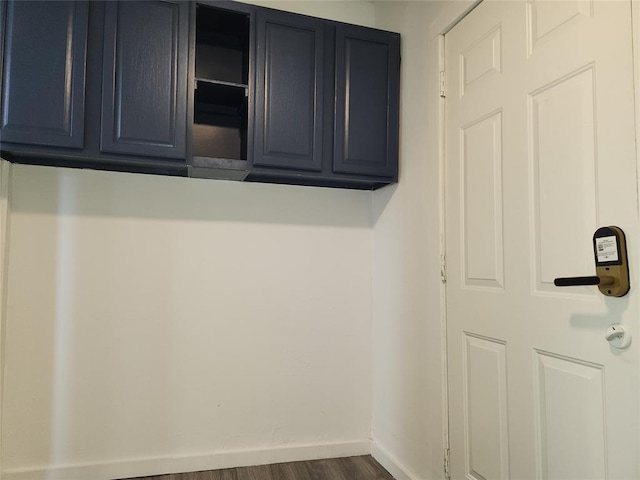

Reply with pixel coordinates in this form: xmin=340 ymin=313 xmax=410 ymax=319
xmin=0 ymin=1 xmax=88 ymax=149
xmin=334 ymin=27 xmax=399 ymax=178
xmin=101 ymin=1 xmax=188 ymax=159
xmin=254 ymin=11 xmax=323 ymax=171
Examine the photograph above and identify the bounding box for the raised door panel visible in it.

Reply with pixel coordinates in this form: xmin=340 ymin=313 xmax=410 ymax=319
xmin=0 ymin=1 xmax=88 ymax=149
xmin=101 ymin=1 xmax=188 ymax=159
xmin=253 ymin=11 xmax=323 ymax=171
xmin=334 ymin=26 xmax=399 ymax=179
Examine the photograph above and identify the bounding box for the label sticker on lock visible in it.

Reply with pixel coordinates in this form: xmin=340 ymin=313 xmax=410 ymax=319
xmin=596 ymin=235 xmax=619 ymax=262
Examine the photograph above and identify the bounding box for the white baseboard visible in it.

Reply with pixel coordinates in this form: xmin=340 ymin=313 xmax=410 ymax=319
xmin=2 ymin=440 xmax=371 ymax=480
xmin=371 ymin=441 xmax=420 ymax=480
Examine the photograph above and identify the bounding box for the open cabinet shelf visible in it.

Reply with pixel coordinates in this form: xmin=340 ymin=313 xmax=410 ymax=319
xmin=193 ymin=4 xmax=250 ymax=162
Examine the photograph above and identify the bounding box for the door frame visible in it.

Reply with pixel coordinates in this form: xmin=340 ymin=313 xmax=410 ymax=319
xmin=436 ymin=0 xmax=640 ymax=474
xmin=433 ymin=1 xmax=482 ymax=469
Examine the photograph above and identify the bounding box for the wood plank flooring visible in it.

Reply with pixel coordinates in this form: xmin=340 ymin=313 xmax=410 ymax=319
xmin=123 ymin=455 xmax=395 ymax=480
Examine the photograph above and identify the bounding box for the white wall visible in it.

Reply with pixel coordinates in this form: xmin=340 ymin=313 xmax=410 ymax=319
xmin=370 ymin=2 xmax=475 ymax=479
xmin=1 ymin=165 xmax=373 ymax=480
xmin=0 ymin=160 xmax=12 ymax=480
xmin=238 ymin=0 xmax=376 ymax=26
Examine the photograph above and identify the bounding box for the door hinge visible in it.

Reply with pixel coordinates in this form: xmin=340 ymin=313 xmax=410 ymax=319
xmin=440 ymin=254 xmax=447 ymax=283
xmin=444 ymin=447 xmax=451 ymax=479
xmin=439 ymin=71 xmax=446 ymax=98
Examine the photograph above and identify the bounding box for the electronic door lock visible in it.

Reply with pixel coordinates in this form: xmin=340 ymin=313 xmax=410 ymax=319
xmin=553 ymin=226 xmax=630 ymax=297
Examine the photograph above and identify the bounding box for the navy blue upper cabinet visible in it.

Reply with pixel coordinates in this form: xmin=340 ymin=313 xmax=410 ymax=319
xmin=253 ymin=11 xmax=325 ymax=171
xmin=334 ymin=26 xmax=400 ymax=179
xmin=100 ymin=1 xmax=188 ymax=159
xmin=250 ymin=13 xmax=400 ymax=187
xmin=0 ymin=1 xmax=400 ymax=188
xmin=0 ymin=1 xmax=89 ymax=149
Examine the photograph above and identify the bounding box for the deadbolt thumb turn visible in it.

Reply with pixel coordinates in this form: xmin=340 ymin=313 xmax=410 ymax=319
xmin=554 ymin=226 xmax=630 ymax=297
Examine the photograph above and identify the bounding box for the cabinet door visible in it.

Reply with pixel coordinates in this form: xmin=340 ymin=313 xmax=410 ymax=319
xmin=334 ymin=27 xmax=400 ymax=179
xmin=253 ymin=11 xmax=324 ymax=171
xmin=101 ymin=1 xmax=188 ymax=159
xmin=0 ymin=1 xmax=88 ymax=149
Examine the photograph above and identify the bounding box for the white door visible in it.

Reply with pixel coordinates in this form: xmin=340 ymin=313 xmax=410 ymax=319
xmin=446 ymin=1 xmax=639 ymax=479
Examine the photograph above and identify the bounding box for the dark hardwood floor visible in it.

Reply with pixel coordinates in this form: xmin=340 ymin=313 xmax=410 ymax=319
xmin=123 ymin=455 xmax=395 ymax=480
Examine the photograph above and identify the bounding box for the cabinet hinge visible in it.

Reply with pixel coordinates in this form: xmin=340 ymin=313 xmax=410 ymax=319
xmin=440 ymin=254 xmax=447 ymax=283
xmin=444 ymin=447 xmax=451 ymax=479
xmin=439 ymin=70 xmax=446 ymax=98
